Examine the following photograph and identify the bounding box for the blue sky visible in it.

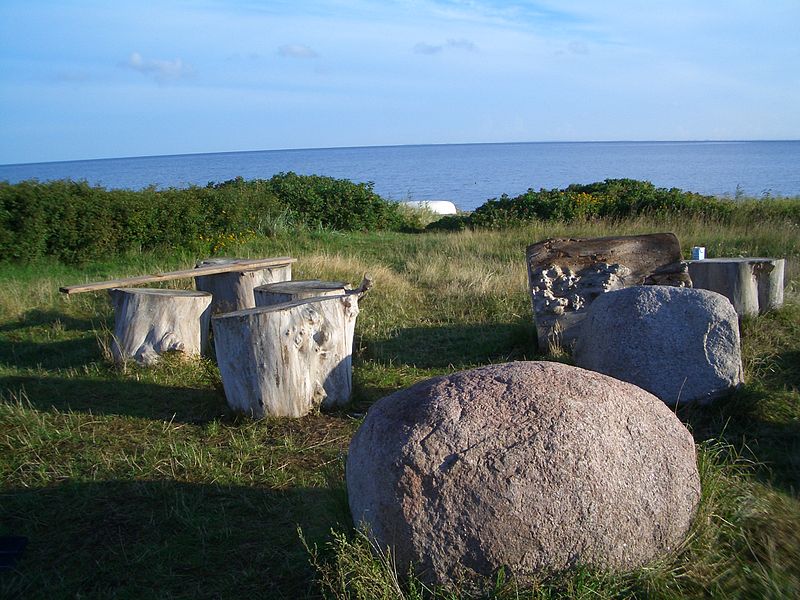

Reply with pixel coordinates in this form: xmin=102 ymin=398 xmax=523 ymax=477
xmin=1 ymin=0 xmax=798 ymax=164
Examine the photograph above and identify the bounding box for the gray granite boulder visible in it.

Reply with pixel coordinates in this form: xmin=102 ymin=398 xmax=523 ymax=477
xmin=574 ymin=285 xmax=743 ymax=406
xmin=346 ymin=361 xmax=700 ymax=587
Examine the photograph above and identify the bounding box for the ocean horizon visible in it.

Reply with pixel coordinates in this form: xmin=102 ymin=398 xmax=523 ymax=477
xmin=2 ymin=139 xmax=799 ymax=212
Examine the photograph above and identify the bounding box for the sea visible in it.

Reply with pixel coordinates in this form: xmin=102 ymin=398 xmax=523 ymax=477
xmin=1 ymin=140 xmax=799 ymax=212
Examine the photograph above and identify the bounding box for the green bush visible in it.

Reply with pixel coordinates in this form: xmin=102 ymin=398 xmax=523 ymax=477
xmin=469 ymin=179 xmax=737 ymax=228
xmin=0 ymin=174 xmax=412 ymax=263
xmin=426 ymin=214 xmax=470 ymax=232
xmin=264 ymin=172 xmax=405 ymax=231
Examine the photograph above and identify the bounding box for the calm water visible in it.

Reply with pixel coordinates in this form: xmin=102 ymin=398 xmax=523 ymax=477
xmin=2 ymin=141 xmax=798 ymax=211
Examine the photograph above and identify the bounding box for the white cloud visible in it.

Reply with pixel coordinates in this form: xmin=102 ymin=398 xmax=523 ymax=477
xmin=568 ymin=41 xmax=588 ymax=55
xmin=414 ymin=42 xmax=443 ymax=55
xmin=278 ymin=44 xmax=319 ymax=59
xmin=125 ymin=52 xmax=193 ymax=82
xmin=446 ymin=38 xmax=477 ymax=51
xmin=414 ymin=38 xmax=477 ymax=55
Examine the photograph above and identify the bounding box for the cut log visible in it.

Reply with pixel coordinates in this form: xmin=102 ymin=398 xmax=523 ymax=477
xmin=526 ymin=233 xmax=691 ymax=352
xmin=687 ymin=258 xmax=785 ymax=316
xmin=194 ymin=257 xmax=292 ymax=315
xmin=108 ymin=288 xmax=212 ymax=366
xmin=212 ymin=290 xmax=363 ymax=418
xmin=254 ymin=279 xmax=348 ymax=307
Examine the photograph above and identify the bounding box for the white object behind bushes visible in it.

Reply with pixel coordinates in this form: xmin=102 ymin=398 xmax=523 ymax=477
xmin=402 ymin=200 xmax=458 ymax=215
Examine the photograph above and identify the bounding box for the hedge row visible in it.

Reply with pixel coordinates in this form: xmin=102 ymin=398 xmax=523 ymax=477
xmin=0 ymin=174 xmax=406 ymax=263
xmin=467 ymin=179 xmax=732 ymax=228
xmin=428 ymin=179 xmax=800 ymax=230
xmin=3 ymin=175 xmax=797 ymax=262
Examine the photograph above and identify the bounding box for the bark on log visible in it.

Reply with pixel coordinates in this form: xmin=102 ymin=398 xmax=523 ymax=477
xmin=254 ymin=279 xmax=348 ymax=307
xmin=212 ymin=292 xmax=362 ymax=418
xmin=194 ymin=257 xmax=292 ymax=315
xmin=526 ymin=233 xmax=691 ymax=352
xmin=687 ymin=258 xmax=785 ymax=316
xmin=108 ymin=288 xmax=212 ymax=366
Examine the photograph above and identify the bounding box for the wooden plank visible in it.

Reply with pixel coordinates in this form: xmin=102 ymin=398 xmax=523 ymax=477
xmin=59 ymin=257 xmax=297 ymax=295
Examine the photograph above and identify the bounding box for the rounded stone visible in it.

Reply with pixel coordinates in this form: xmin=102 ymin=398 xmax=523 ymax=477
xmin=346 ymin=361 xmax=700 ymax=587
xmin=574 ymin=285 xmax=743 ymax=406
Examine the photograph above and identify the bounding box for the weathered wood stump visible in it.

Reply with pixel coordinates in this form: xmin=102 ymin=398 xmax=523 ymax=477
xmin=194 ymin=257 xmax=292 ymax=315
xmin=687 ymin=258 xmax=785 ymax=316
xmin=212 ymin=279 xmax=371 ymax=418
xmin=254 ymin=279 xmax=348 ymax=307
xmin=526 ymin=233 xmax=691 ymax=352
xmin=108 ymin=288 xmax=212 ymax=366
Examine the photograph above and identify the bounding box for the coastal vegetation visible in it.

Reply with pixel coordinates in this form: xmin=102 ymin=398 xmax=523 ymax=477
xmin=2 ymin=175 xmax=799 ymax=263
xmin=0 ymin=175 xmax=799 ymax=598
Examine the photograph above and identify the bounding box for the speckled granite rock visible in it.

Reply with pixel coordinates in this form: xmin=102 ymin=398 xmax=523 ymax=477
xmin=574 ymin=285 xmax=743 ymax=406
xmin=346 ymin=361 xmax=700 ymax=587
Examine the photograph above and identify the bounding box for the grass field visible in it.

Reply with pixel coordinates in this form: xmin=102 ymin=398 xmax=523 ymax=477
xmin=1 ymin=215 xmax=798 ymax=598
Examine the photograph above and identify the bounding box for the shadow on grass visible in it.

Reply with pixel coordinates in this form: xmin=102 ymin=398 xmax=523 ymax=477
xmin=0 ymin=374 xmax=226 ymax=424
xmin=0 ymin=309 xmax=111 ymax=372
xmin=364 ymin=321 xmax=539 ymax=369
xmin=0 ymin=479 xmax=349 ymax=599
xmin=679 ymin=350 xmax=800 ymax=497
xmin=0 ymin=309 xmax=107 ymax=334
xmin=0 ymin=337 xmax=103 ymax=372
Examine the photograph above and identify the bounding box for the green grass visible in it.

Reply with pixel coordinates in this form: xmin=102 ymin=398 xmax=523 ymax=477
xmin=1 ymin=216 xmax=799 ymax=598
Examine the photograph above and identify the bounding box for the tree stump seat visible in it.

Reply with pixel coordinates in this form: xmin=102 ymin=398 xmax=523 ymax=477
xmin=213 ymin=277 xmax=372 ymax=418
xmin=195 ymin=257 xmax=293 ymax=315
xmin=108 ymin=288 xmax=212 ymax=365
xmin=59 ymin=257 xmax=296 ymax=365
xmin=687 ymin=258 xmax=785 ymax=316
xmin=254 ymin=279 xmax=349 ymax=307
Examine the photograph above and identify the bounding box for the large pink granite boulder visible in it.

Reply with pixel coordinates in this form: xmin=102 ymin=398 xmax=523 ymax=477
xmin=346 ymin=361 xmax=700 ymax=587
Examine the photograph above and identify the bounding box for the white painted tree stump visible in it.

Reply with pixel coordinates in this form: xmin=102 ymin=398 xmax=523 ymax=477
xmin=687 ymin=258 xmax=785 ymax=316
xmin=254 ymin=279 xmax=348 ymax=307
xmin=212 ymin=286 xmax=367 ymax=418
xmin=194 ymin=257 xmax=292 ymax=315
xmin=108 ymin=288 xmax=212 ymax=366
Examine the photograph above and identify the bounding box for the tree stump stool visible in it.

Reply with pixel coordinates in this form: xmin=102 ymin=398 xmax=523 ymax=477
xmin=108 ymin=288 xmax=213 ymax=366
xmin=687 ymin=258 xmax=785 ymax=316
xmin=254 ymin=279 xmax=348 ymax=307
xmin=212 ymin=294 xmax=361 ymax=418
xmin=194 ymin=257 xmax=292 ymax=315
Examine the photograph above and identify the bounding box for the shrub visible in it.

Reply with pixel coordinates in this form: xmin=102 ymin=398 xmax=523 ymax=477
xmin=469 ymin=179 xmax=737 ymax=228
xmin=426 ymin=214 xmax=470 ymax=232
xmin=264 ymin=172 xmax=405 ymax=231
xmin=0 ymin=174 xmax=411 ymax=263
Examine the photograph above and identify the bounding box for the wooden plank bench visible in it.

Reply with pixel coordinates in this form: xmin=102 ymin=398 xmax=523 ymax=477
xmin=59 ymin=257 xmax=296 ymax=295
xmin=60 ymin=256 xmax=296 ymax=365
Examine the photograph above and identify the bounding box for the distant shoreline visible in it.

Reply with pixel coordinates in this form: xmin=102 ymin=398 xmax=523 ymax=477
xmin=3 ymin=140 xmax=799 ymax=210
xmin=4 ymin=138 xmax=800 ymax=168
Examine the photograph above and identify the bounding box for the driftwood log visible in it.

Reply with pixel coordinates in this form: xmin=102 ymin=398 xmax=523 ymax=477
xmin=108 ymin=288 xmax=212 ymax=365
xmin=688 ymin=258 xmax=785 ymax=316
xmin=254 ymin=279 xmax=348 ymax=307
xmin=212 ymin=278 xmax=372 ymax=418
xmin=526 ymin=233 xmax=691 ymax=351
xmin=194 ymin=257 xmax=292 ymax=315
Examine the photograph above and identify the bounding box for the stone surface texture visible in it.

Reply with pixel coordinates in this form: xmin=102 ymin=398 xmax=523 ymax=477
xmin=574 ymin=285 xmax=743 ymax=406
xmin=346 ymin=361 xmax=700 ymax=587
